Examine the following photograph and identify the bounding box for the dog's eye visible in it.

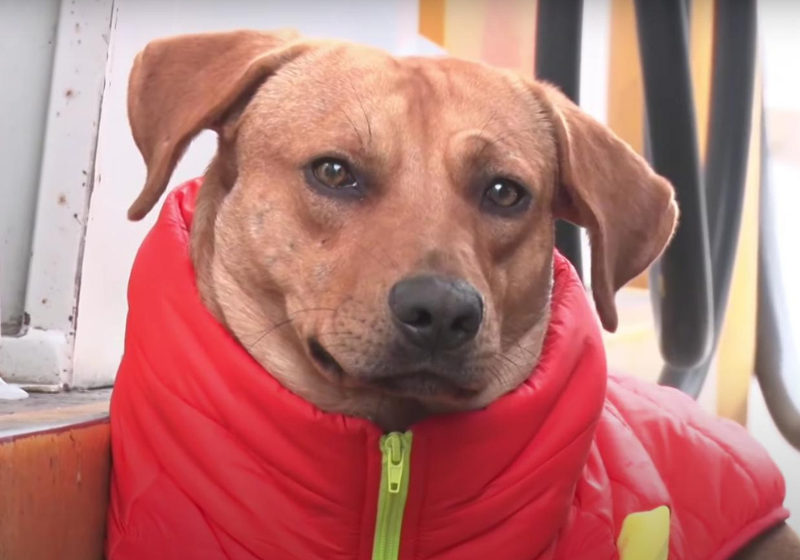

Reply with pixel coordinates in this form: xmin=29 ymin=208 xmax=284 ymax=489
xmin=484 ymin=179 xmax=527 ymax=210
xmin=311 ymin=159 xmax=358 ymax=190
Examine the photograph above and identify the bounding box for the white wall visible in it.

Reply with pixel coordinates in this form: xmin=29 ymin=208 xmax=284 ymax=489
xmin=749 ymin=0 xmax=800 ymax=532
xmin=71 ymin=0 xmax=443 ymax=387
xmin=578 ymin=0 xmax=611 ymax=287
xmin=0 ymin=0 xmax=60 ymax=330
xmin=0 ymin=0 xmax=114 ymax=388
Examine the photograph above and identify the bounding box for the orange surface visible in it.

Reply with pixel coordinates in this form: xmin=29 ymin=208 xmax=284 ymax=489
xmin=419 ymin=0 xmax=446 ymax=46
xmin=608 ymin=0 xmax=645 ymax=157
xmin=0 ymin=421 xmax=111 ymax=560
xmin=690 ymin=0 xmax=714 ymax=158
xmin=716 ymin=62 xmax=762 ymax=425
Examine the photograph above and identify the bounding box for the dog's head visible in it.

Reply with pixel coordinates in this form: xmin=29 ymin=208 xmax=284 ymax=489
xmin=127 ymin=30 xmax=676 ymax=429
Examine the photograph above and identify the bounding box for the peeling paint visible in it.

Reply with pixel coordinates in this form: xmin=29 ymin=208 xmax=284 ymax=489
xmin=2 ymin=0 xmax=115 ymax=387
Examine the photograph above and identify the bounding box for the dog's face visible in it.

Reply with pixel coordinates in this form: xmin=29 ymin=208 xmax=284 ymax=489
xmin=127 ymin=31 xmax=677 ymax=429
xmin=222 ymin=49 xmax=559 ymax=406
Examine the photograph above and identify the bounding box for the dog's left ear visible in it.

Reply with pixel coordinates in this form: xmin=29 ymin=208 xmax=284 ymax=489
xmin=126 ymin=29 xmax=309 ymax=221
xmin=530 ymin=81 xmax=678 ymax=332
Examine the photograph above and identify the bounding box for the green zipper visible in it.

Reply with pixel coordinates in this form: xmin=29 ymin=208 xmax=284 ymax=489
xmin=372 ymin=431 xmax=413 ymax=560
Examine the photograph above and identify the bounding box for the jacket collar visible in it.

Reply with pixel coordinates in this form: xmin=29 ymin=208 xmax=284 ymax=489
xmin=124 ymin=178 xmax=608 ymax=556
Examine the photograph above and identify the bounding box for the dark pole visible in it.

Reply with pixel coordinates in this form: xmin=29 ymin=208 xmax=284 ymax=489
xmin=535 ymin=0 xmax=584 ymax=280
xmin=637 ymin=0 xmax=757 ymax=396
xmin=634 ymin=0 xmax=715 ymax=383
xmin=703 ymin=0 xmax=758 ymax=354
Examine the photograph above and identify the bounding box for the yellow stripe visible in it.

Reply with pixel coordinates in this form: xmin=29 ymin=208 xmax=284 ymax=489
xmin=419 ymin=0 xmax=446 ymax=46
xmin=442 ymin=0 xmax=489 ymax=62
xmin=608 ymin=0 xmax=645 ymax=157
xmin=690 ymin=0 xmax=714 ymax=158
xmin=716 ymin=59 xmax=762 ymax=424
xmin=617 ymin=506 xmax=671 ymax=560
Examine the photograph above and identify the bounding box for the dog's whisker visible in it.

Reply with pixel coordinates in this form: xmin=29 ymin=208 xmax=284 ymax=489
xmin=241 ymin=306 xmax=342 ymax=350
xmin=239 ymin=307 xmax=337 ymax=338
xmin=485 ymin=363 xmax=507 ymax=389
xmin=490 ymin=353 xmax=519 ymax=380
xmin=513 ymin=343 xmax=538 ymax=363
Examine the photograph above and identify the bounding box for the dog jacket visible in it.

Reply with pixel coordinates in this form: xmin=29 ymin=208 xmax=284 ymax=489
xmin=107 ymin=179 xmax=788 ymax=560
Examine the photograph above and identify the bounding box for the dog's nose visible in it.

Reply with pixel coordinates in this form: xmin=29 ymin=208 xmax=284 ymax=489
xmin=388 ymin=275 xmax=483 ymax=351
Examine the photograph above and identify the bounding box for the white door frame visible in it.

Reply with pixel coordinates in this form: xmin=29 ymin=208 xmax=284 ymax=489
xmin=0 ymin=0 xmax=114 ymax=389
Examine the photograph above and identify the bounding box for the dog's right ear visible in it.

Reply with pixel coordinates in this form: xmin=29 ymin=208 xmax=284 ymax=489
xmin=126 ymin=29 xmax=307 ymax=220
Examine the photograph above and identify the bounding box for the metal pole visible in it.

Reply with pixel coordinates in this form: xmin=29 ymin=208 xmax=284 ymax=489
xmin=535 ymin=0 xmax=584 ymax=279
xmin=641 ymin=0 xmax=758 ymax=396
xmin=634 ymin=0 xmax=715 ymax=381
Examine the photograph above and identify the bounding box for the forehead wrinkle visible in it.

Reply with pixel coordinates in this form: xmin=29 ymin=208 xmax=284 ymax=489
xmin=403 ymin=64 xmax=438 ymax=141
xmin=381 ymin=63 xmax=440 ymax=189
xmin=340 ymin=106 xmax=368 ymax=152
xmin=456 ymin=130 xmax=532 ymax=170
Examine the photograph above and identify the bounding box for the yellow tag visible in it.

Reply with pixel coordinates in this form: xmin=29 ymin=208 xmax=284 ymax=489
xmin=617 ymin=506 xmax=670 ymax=560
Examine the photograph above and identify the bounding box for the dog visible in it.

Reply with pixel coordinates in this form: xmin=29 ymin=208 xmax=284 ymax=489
xmin=110 ymin=29 xmax=799 ymax=559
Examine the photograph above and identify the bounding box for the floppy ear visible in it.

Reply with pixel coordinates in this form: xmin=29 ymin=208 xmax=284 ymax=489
xmin=126 ymin=29 xmax=307 ymax=220
xmin=531 ymin=82 xmax=678 ymax=332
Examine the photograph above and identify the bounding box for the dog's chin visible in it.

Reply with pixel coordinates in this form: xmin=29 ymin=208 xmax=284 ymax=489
xmin=306 ymin=337 xmax=484 ymax=404
xmin=366 ymin=371 xmax=482 ymax=402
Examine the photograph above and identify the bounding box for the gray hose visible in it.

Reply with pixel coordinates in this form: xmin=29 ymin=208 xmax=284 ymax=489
xmin=755 ymin=110 xmax=800 ymax=451
xmin=634 ymin=0 xmax=715 ymax=374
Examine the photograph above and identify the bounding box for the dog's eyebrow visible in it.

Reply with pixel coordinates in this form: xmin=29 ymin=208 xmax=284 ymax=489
xmin=344 ymin=81 xmax=373 ymax=149
xmin=477 ymin=110 xmax=499 ymax=139
xmin=353 ymin=89 xmax=373 ymax=145
xmin=341 ymin=108 xmax=367 ymax=150
xmin=472 ymin=128 xmax=534 ymax=161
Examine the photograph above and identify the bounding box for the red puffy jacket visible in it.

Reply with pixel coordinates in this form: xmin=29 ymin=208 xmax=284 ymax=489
xmin=107 ymin=180 xmax=788 ymax=560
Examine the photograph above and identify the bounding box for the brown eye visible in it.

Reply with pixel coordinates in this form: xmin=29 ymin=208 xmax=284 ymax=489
xmin=484 ymin=179 xmax=526 ymax=209
xmin=311 ymin=159 xmax=358 ymax=190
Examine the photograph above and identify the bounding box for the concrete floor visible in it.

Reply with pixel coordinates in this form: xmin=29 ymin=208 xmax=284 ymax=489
xmin=0 ymin=388 xmax=111 ymax=416
xmin=0 ymin=388 xmax=111 ymax=438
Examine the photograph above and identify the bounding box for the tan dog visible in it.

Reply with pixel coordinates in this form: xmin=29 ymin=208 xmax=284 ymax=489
xmin=125 ymin=30 xmax=799 ymax=558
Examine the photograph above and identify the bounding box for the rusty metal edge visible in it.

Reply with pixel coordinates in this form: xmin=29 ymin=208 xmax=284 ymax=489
xmin=0 ymin=414 xmax=109 ymax=444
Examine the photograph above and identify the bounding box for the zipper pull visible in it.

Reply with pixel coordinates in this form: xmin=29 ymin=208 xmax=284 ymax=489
xmin=385 ymin=433 xmax=405 ymax=494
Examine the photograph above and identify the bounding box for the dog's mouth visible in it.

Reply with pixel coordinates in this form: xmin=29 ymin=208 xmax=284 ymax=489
xmin=308 ymin=337 xmax=480 ymax=400
xmin=368 ymin=371 xmax=480 ymax=399
xmin=308 ymin=338 xmax=346 ymax=376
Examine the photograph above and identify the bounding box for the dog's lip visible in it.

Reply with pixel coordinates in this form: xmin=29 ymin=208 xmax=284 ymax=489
xmin=308 ymin=338 xmax=481 ymax=399
xmin=366 ymin=370 xmax=482 ymax=399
